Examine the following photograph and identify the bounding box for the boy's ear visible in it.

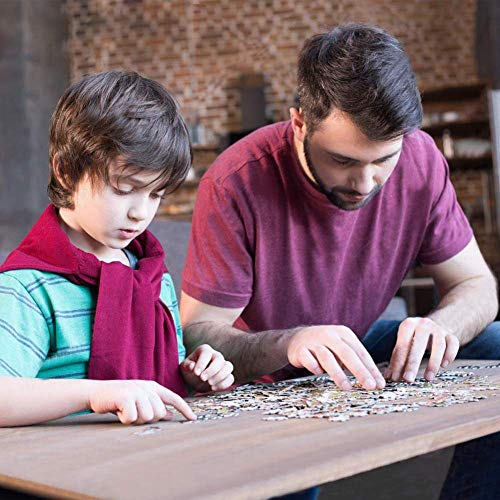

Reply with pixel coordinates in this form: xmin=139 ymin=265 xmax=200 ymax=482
xmin=289 ymin=107 xmax=307 ymax=143
xmin=51 ymin=153 xmax=70 ymax=190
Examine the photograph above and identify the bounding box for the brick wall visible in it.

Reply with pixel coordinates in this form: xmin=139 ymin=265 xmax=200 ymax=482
xmin=64 ymin=0 xmax=479 ymax=138
xmin=63 ymin=0 xmax=500 ymax=279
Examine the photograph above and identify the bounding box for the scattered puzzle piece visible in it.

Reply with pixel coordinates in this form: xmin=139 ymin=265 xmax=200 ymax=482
xmin=185 ymin=370 xmax=499 ymax=424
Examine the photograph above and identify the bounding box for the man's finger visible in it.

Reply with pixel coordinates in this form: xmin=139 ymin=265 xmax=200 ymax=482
xmin=342 ymin=335 xmax=385 ymax=388
xmin=389 ymin=319 xmax=417 ymax=381
xmin=331 ymin=341 xmax=381 ymax=390
xmin=442 ymin=334 xmax=460 ymax=368
xmin=425 ymin=333 xmax=447 ymax=380
xmin=402 ymin=323 xmax=431 ymax=382
xmin=298 ymin=348 xmax=324 ymax=376
xmin=313 ymin=345 xmax=353 ymax=390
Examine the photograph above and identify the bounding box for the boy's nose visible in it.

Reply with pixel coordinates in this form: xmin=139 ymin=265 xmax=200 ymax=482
xmin=128 ymin=203 xmax=148 ymax=221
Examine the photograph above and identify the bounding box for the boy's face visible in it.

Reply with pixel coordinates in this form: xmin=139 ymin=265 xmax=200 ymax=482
xmin=62 ymin=159 xmax=166 ymax=255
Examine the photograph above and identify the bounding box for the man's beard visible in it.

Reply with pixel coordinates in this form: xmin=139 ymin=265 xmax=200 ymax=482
xmin=303 ymin=136 xmax=382 ymax=211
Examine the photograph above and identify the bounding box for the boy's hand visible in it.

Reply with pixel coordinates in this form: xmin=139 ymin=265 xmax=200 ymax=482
xmin=87 ymin=379 xmax=197 ymax=425
xmin=180 ymin=344 xmax=234 ymax=392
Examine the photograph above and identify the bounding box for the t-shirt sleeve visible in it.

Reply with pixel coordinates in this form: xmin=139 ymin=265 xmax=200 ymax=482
xmin=160 ymin=273 xmax=186 ymax=363
xmin=182 ymin=177 xmax=254 ymax=308
xmin=416 ymin=150 xmax=473 ymax=265
xmin=0 ymin=273 xmax=50 ymax=377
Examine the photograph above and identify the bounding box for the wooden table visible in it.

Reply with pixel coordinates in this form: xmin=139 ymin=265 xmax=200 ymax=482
xmin=0 ymin=360 xmax=499 ymax=499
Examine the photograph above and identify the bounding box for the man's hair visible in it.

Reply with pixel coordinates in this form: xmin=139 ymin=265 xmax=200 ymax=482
xmin=48 ymin=70 xmax=192 ymax=208
xmin=297 ymin=23 xmax=422 ymax=140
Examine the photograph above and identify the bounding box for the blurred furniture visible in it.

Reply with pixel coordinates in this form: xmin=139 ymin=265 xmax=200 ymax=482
xmin=148 ymin=220 xmax=192 ymax=298
xmin=157 ymin=144 xmax=219 ymax=220
xmin=406 ymin=82 xmax=499 ymax=315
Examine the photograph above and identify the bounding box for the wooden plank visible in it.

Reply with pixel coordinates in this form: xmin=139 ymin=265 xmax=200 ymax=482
xmin=0 ymin=360 xmax=498 ymax=500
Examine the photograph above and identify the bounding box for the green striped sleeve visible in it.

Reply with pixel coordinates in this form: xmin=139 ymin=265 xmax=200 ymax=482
xmin=160 ymin=273 xmax=186 ymax=362
xmin=0 ymin=273 xmax=50 ymax=377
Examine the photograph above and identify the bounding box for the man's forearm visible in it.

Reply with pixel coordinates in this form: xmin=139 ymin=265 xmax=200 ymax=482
xmin=183 ymin=322 xmax=300 ymax=383
xmin=428 ymin=275 xmax=498 ymax=345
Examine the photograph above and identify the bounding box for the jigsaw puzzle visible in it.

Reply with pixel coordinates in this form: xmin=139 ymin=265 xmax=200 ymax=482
xmin=185 ymin=367 xmax=499 ymax=424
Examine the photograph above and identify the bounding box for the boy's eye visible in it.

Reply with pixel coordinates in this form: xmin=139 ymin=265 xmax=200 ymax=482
xmin=150 ymin=192 xmax=166 ymax=201
xmin=113 ymin=187 xmax=133 ymax=195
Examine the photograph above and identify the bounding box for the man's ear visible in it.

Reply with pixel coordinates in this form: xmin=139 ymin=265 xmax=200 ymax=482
xmin=289 ymin=107 xmax=307 ymax=143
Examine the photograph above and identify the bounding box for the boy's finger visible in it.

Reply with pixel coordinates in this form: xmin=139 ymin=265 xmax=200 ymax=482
xmin=161 ymin=408 xmax=175 ymax=421
xmin=200 ymin=353 xmax=225 ymax=381
xmin=159 ymin=387 xmax=197 ymax=421
xmin=212 ymin=373 xmax=235 ymax=391
xmin=135 ymin=396 xmax=155 ymax=424
xmin=117 ymin=398 xmax=138 ymax=425
xmin=148 ymin=394 xmax=168 ymax=421
xmin=208 ymin=361 xmax=234 ymax=386
xmin=179 ymin=360 xmax=195 ymax=372
xmin=193 ymin=347 xmax=214 ymax=376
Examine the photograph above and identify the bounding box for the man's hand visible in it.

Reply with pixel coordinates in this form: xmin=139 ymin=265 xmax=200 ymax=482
xmin=385 ymin=317 xmax=460 ymax=383
xmin=180 ymin=344 xmax=234 ymax=393
xmin=287 ymin=325 xmax=386 ymax=390
xmin=87 ymin=379 xmax=197 ymax=424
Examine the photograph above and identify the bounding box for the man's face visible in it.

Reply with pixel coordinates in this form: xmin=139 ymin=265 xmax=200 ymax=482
xmin=298 ymin=109 xmax=403 ymax=210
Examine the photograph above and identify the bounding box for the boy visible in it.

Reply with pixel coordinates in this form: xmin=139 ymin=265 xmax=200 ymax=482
xmin=0 ymin=71 xmax=234 ymax=426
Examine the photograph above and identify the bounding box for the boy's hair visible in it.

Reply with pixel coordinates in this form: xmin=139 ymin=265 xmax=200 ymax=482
xmin=297 ymin=23 xmax=422 ymax=140
xmin=48 ymin=70 xmax=192 ymax=208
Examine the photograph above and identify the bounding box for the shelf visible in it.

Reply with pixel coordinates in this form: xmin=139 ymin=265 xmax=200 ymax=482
xmin=422 ymin=119 xmax=490 ymax=138
xmin=447 ymin=155 xmax=492 ymax=170
xmin=421 ymin=83 xmax=488 ymax=103
xmin=192 ymin=144 xmax=219 ymax=151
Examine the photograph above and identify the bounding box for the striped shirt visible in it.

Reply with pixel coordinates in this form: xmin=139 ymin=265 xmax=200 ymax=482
xmin=0 ymin=267 xmax=186 ymax=379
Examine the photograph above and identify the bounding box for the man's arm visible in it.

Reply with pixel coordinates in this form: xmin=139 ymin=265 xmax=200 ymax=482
xmin=180 ymin=292 xmax=386 ymax=390
xmin=386 ymin=238 xmax=498 ymax=383
xmin=425 ymin=237 xmax=498 ymax=342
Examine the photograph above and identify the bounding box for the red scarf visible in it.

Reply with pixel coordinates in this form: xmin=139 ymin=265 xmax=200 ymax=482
xmin=0 ymin=205 xmax=187 ymax=396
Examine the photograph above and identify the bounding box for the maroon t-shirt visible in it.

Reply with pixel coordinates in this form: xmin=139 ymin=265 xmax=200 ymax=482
xmin=183 ymin=121 xmax=473 ymax=339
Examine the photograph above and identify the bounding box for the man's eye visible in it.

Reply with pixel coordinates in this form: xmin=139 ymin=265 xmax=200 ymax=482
xmin=332 ymin=158 xmax=350 ymax=166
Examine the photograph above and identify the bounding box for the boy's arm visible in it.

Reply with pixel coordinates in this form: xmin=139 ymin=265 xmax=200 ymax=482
xmin=0 ymin=377 xmax=94 ymax=426
xmin=0 ymin=377 xmax=196 ymax=427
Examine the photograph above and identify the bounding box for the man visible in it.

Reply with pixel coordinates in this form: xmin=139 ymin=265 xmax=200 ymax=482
xmin=181 ymin=23 xmax=499 ymax=499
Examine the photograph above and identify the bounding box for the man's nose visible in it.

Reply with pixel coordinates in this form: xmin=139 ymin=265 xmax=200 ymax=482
xmin=350 ymin=168 xmax=378 ymax=195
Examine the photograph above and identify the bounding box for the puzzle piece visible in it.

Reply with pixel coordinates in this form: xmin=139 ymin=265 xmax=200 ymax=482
xmin=185 ymin=370 xmax=499 ymax=424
